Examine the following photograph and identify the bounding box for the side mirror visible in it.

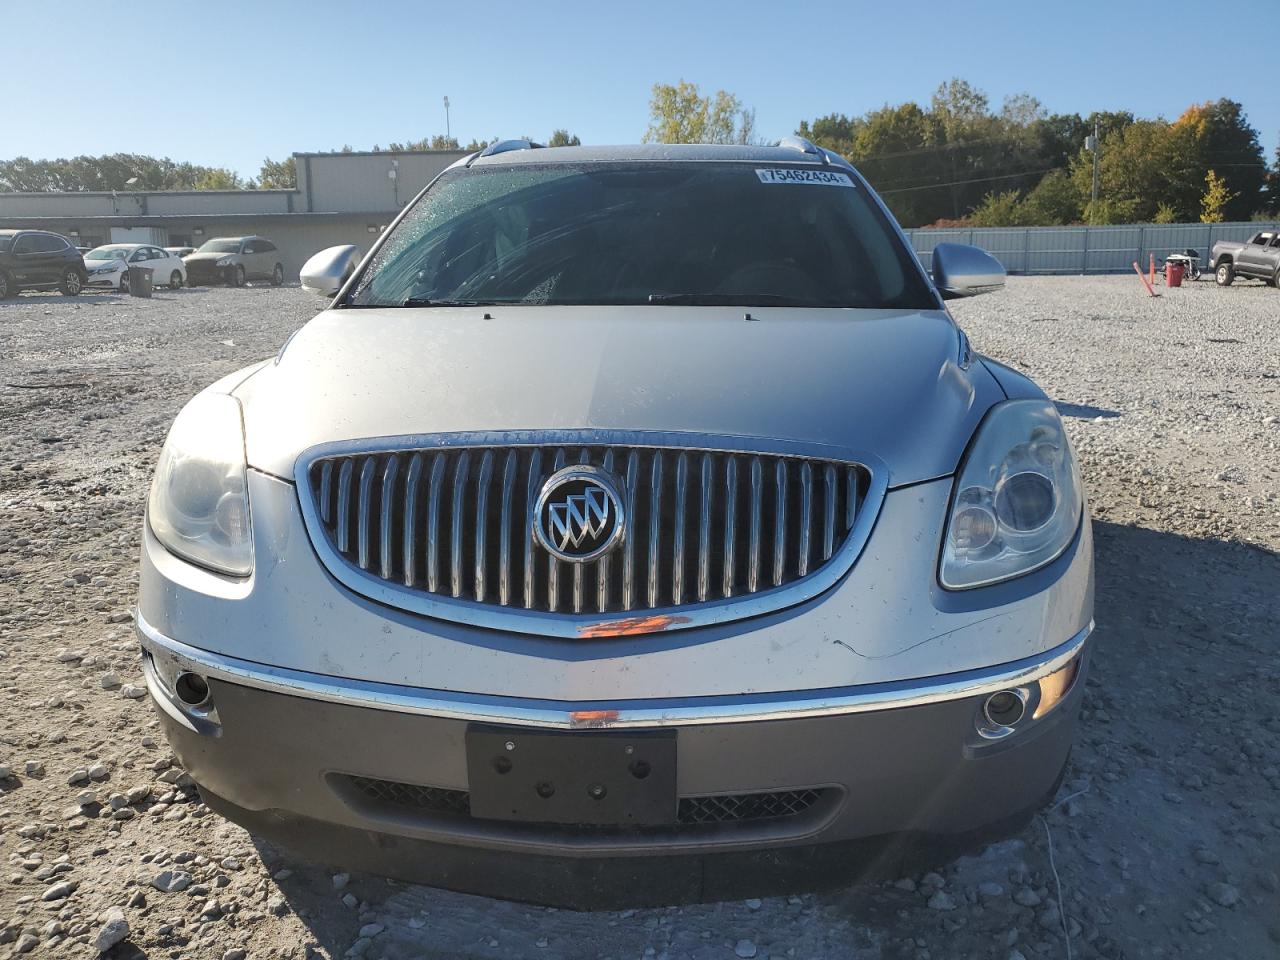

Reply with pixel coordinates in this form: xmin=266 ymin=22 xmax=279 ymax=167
xmin=931 ymin=243 xmax=1006 ymax=299
xmin=300 ymin=245 xmax=361 ymax=298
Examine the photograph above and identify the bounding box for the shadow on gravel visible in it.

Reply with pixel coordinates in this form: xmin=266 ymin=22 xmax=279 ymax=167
xmin=243 ymin=519 xmax=1279 ymax=959
xmin=0 ymin=293 xmax=128 ymax=306
xmin=1055 ymin=401 xmax=1122 ymax=420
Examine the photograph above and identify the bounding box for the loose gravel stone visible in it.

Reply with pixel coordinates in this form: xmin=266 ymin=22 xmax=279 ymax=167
xmin=734 ymin=940 xmax=758 ymax=958
xmin=927 ymin=890 xmax=958 ymax=910
xmin=41 ymin=880 xmax=76 ymax=901
xmin=94 ymin=907 xmax=129 ymax=952
xmin=1013 ymin=887 xmax=1042 ymax=907
xmin=150 ymin=870 xmax=193 ymax=893
xmin=1205 ymin=882 xmax=1240 ymax=907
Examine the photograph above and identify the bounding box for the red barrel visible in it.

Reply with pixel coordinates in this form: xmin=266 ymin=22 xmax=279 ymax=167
xmin=1165 ymin=261 xmax=1184 ymax=287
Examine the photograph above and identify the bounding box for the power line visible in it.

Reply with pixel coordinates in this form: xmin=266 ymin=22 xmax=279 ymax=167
xmin=875 ymin=167 xmax=1061 ymax=195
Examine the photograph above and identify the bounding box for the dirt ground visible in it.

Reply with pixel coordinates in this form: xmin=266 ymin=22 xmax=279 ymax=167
xmin=1 ymin=276 xmax=1277 ymax=959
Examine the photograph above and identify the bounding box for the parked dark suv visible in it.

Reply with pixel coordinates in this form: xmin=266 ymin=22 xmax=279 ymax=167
xmin=0 ymin=230 xmax=87 ymax=298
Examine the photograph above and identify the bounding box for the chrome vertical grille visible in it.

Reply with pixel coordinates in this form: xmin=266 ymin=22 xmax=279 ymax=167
xmin=301 ymin=435 xmax=876 ymax=637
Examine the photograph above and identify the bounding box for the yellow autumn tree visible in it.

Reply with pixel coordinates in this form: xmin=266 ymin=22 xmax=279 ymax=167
xmin=1200 ymin=169 xmax=1236 ymax=223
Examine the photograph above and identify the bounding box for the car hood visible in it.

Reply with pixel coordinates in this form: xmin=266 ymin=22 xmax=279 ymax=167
xmin=185 ymin=252 xmax=235 ymax=263
xmin=235 ymin=305 xmax=1004 ymax=487
xmin=85 ymin=258 xmax=126 ymax=270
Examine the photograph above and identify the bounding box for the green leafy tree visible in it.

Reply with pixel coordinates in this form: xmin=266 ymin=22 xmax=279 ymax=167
xmin=1169 ymin=100 xmax=1266 ymax=220
xmin=999 ymin=93 xmax=1047 ymax=130
xmin=644 ymin=81 xmax=753 ymax=145
xmin=1153 ymin=202 xmax=1178 ymax=223
xmin=0 ymin=153 xmax=243 ymax=192
xmin=1019 ymin=170 xmax=1082 ymax=224
xmin=796 ymin=114 xmax=860 ymax=156
xmin=1083 ymin=197 xmax=1140 ymax=224
xmin=257 ymin=156 xmax=296 ymax=189
xmin=845 ymin=102 xmax=940 ymax=225
xmin=547 ymin=129 xmax=581 ymax=147
xmin=1267 ymin=142 xmax=1280 ymax=213
xmin=929 ymin=78 xmax=990 ymax=142
xmin=1069 ymin=120 xmax=1175 ymax=222
xmin=969 ymin=190 xmax=1034 ymax=227
xmin=192 ymin=168 xmax=245 ymax=190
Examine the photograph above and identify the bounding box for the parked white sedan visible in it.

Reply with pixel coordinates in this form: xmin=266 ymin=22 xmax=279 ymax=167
xmin=83 ymin=244 xmax=186 ymax=292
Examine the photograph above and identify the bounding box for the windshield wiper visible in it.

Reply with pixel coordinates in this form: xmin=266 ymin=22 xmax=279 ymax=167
xmin=646 ymin=293 xmax=825 ymax=307
xmin=401 ymin=297 xmax=497 ymax=307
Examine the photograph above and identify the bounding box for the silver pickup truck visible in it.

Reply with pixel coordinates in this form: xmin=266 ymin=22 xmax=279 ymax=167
xmin=1211 ymin=229 xmax=1280 ymax=286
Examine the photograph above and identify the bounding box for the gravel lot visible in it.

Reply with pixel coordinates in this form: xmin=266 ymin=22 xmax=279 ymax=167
xmin=1 ymin=275 xmax=1277 ymax=959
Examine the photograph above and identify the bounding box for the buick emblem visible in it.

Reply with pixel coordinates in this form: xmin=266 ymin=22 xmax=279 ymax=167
xmin=534 ymin=466 xmax=625 ymax=563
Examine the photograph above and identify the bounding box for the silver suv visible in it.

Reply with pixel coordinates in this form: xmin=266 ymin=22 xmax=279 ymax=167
xmin=182 ymin=235 xmax=284 ymax=287
xmin=138 ymin=140 xmax=1093 ymax=907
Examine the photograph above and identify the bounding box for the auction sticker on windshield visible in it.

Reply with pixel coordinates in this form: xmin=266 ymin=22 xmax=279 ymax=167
xmin=755 ymin=168 xmax=854 ymax=187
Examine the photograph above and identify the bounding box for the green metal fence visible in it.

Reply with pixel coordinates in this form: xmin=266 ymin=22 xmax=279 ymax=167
xmin=905 ymin=221 xmax=1280 ymax=275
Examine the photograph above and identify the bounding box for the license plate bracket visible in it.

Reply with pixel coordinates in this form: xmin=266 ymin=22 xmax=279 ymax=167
xmin=466 ymin=725 xmax=677 ymax=826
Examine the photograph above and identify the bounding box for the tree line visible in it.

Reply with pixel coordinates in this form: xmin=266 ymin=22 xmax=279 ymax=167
xmin=0 ymin=130 xmax=583 ymax=194
xmin=5 ymin=79 xmax=1278 ymax=227
xmin=658 ymin=78 xmax=1277 ymax=227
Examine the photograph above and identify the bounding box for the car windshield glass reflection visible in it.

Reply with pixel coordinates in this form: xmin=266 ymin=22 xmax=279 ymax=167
xmin=198 ymin=240 xmax=241 ymax=253
xmin=347 ymin=162 xmax=935 ymax=311
xmin=85 ymin=247 xmax=130 ymax=260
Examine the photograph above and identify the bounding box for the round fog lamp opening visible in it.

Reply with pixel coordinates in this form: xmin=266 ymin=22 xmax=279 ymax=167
xmin=983 ymin=690 xmax=1026 ymax=728
xmin=173 ymin=672 xmax=211 ymax=708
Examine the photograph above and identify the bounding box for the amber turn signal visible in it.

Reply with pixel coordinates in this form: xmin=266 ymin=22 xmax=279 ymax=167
xmin=1033 ymin=657 xmax=1080 ymax=719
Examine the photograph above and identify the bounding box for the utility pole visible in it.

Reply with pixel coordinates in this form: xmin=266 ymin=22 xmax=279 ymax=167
xmin=1085 ymin=120 xmax=1100 ymax=224
xmin=443 ymin=96 xmax=451 ymax=141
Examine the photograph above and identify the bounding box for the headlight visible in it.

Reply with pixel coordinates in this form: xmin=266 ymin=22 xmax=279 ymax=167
xmin=940 ymin=399 xmax=1082 ymax=589
xmin=216 ymin=257 xmax=233 ymax=267
xmin=147 ymin=393 xmax=253 ymax=576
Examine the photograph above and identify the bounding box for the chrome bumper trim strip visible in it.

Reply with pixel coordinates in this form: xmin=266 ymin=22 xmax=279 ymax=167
xmin=135 ymin=614 xmax=1092 ymax=730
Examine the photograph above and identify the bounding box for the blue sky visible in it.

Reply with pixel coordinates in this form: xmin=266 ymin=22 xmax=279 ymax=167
xmin=9 ymin=0 xmax=1276 ymax=179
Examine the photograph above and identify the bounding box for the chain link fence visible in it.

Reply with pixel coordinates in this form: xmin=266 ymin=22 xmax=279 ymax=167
xmin=906 ymin=221 xmax=1280 ymax=275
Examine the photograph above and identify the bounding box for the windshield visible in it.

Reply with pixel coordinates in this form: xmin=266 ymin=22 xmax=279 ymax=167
xmin=198 ymin=239 xmax=241 ymax=253
xmin=346 ymin=162 xmax=934 ymax=310
xmin=85 ymin=247 xmax=131 ymax=260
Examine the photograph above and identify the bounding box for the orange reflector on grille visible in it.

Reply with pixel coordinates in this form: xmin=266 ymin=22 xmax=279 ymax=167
xmin=569 ymin=710 xmax=619 ymax=728
xmin=577 ymin=615 xmax=690 ymax=638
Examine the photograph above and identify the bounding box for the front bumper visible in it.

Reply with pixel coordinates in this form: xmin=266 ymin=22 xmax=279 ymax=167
xmin=85 ymin=271 xmax=125 ymax=288
xmin=139 ymin=616 xmax=1091 ymax=906
xmin=184 ymin=263 xmax=230 ymax=285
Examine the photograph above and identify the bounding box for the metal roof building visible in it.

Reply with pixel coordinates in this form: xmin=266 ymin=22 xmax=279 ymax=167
xmin=0 ymin=149 xmax=469 ymax=277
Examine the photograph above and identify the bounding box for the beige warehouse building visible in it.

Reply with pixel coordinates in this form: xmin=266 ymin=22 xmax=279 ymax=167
xmin=0 ymin=149 xmax=469 ymax=277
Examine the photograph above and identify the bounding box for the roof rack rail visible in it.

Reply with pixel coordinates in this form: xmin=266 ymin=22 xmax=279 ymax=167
xmin=475 ymin=139 xmax=544 ymax=159
xmin=777 ymin=136 xmax=828 ymax=164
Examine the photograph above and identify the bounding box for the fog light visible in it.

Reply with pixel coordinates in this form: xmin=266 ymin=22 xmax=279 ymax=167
xmin=1033 ymin=657 xmax=1079 ymax=719
xmin=173 ymin=671 xmax=211 ymax=708
xmin=983 ymin=690 xmax=1026 ymax=727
